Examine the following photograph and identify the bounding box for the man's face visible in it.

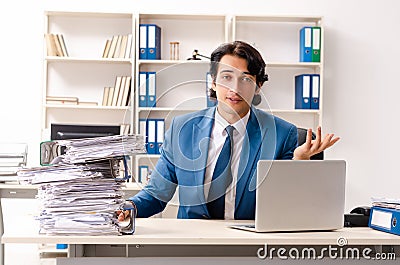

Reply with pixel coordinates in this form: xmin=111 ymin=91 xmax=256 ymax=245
xmin=212 ymin=54 xmax=260 ymax=121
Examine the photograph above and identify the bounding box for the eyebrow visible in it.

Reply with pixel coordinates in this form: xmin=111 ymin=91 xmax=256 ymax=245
xmin=219 ymin=69 xmax=254 ymax=76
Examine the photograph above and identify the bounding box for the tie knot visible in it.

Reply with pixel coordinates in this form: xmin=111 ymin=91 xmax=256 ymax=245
xmin=225 ymin=125 xmax=234 ymax=138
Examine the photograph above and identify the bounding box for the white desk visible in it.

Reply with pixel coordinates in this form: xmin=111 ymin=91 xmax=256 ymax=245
xmin=2 ymin=218 xmax=400 ymax=264
xmin=0 ymin=182 xmax=141 ymax=265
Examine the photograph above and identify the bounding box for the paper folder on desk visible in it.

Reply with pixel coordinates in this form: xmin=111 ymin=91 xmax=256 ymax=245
xmin=369 ymin=206 xmax=400 ymax=236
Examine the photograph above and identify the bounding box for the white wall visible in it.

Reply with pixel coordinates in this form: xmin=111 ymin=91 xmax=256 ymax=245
xmin=1 ymin=0 xmax=399 ymax=213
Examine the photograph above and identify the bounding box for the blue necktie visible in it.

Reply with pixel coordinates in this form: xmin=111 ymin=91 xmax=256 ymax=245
xmin=207 ymin=125 xmax=234 ymax=219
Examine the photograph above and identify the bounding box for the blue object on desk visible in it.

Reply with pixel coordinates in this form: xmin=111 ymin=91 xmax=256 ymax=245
xmin=56 ymin=244 xmax=67 ymax=249
xmin=369 ymin=206 xmax=400 ymax=236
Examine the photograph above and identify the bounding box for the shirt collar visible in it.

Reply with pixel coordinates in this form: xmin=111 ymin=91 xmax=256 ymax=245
xmin=214 ymin=108 xmax=250 ymax=137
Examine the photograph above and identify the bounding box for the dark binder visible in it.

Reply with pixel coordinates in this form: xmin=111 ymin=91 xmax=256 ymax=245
xmin=310 ymin=74 xmax=320 ymax=109
xmin=146 ymin=24 xmax=161 ymax=60
xmin=295 ymin=74 xmax=311 ymax=109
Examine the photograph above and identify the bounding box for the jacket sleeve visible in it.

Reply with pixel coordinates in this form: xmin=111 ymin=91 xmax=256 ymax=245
xmin=279 ymin=124 xmax=298 ymax=160
xmin=129 ymin=118 xmax=178 ymax=218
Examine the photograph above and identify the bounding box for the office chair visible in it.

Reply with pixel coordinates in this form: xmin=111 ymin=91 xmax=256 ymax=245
xmin=297 ymin=128 xmax=324 ymax=160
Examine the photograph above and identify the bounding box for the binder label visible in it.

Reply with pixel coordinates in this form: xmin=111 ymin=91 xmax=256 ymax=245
xmin=148 ymin=120 xmax=156 ymax=142
xmin=304 ymin=27 xmax=312 ymax=47
xmin=303 ymin=75 xmax=310 ymax=103
xmin=312 ymin=28 xmax=321 ymax=50
xmin=370 ymin=209 xmax=392 ymax=229
xmin=139 ymin=25 xmax=147 ymax=59
xmin=312 ymin=75 xmax=319 ymax=98
xmin=148 ymin=25 xmax=156 ymax=48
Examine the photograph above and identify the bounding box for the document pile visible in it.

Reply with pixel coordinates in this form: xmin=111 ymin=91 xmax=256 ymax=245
xmin=18 ymin=134 xmax=145 ymax=236
xmin=369 ymin=197 xmax=400 ymax=236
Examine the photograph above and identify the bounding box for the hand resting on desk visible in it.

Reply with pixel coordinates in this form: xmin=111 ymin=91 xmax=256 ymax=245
xmin=116 ymin=209 xmax=131 ymax=222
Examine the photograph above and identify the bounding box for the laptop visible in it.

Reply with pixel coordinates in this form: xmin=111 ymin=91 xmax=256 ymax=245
xmin=231 ymin=160 xmax=346 ymax=232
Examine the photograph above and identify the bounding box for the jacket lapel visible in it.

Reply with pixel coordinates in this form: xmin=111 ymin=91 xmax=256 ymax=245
xmin=235 ymin=108 xmax=271 ymax=211
xmin=191 ymin=107 xmax=215 ymax=204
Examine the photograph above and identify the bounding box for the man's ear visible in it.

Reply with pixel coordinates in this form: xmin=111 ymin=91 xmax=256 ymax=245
xmin=212 ymin=80 xmax=217 ymax=91
xmin=252 ymin=86 xmax=262 ymax=106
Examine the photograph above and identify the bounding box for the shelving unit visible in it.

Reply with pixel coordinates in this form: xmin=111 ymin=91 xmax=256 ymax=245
xmin=131 ymin=14 xmax=324 ymax=182
xmin=132 ymin=14 xmax=229 ymax=181
xmin=232 ymin=15 xmax=324 ymax=130
xmin=41 ymin=12 xmax=325 ymax=218
xmin=42 ymin=11 xmax=135 ymax=140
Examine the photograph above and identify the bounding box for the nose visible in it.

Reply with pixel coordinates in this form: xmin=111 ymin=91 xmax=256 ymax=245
xmin=229 ymin=80 xmax=239 ymax=93
xmin=226 ymin=77 xmax=243 ymax=93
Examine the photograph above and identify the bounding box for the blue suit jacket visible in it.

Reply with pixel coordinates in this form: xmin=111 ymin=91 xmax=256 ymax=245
xmin=130 ymin=106 xmax=298 ymax=219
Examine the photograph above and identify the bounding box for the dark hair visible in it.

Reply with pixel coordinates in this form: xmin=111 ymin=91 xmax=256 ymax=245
xmin=208 ymin=41 xmax=268 ymax=102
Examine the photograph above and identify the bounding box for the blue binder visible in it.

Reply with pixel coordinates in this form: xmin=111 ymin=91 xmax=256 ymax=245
xmin=147 ymin=72 xmax=157 ymax=107
xmin=146 ymin=24 xmax=161 ymax=60
xmin=138 ymin=72 xmax=147 ymax=107
xmin=369 ymin=206 xmax=400 ymax=236
xmin=139 ymin=24 xmax=147 ymax=59
xmin=155 ymin=119 xmax=165 ymax=154
xmin=310 ymin=74 xmax=320 ymax=109
xmin=138 ymin=165 xmax=148 ymax=183
xmin=295 ymin=74 xmax=311 ymax=109
xmin=299 ymin=26 xmax=312 ymax=62
xmin=139 ymin=118 xmax=147 ymax=148
xmin=146 ymin=119 xmax=157 ymax=154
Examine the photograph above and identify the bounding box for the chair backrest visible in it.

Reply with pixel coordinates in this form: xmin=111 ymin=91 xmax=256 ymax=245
xmin=297 ymin=128 xmax=324 ymax=160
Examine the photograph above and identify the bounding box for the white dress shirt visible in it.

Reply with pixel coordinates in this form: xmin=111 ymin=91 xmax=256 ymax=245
xmin=204 ymin=109 xmax=250 ymax=219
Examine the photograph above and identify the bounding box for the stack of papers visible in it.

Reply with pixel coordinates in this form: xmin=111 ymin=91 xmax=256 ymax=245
xmin=17 ymin=134 xmax=146 ymax=235
xmin=371 ymin=197 xmax=400 ymax=209
xmin=58 ymin=134 xmax=146 ymax=164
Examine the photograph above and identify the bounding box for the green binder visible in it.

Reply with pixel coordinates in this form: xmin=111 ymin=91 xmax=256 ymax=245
xmin=312 ymin=27 xmax=321 ymax=62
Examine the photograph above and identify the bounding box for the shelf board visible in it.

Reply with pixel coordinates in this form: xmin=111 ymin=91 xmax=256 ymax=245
xmin=46 ymin=104 xmax=130 ymax=110
xmin=234 ymin=15 xmax=322 ymax=23
xmin=139 ymin=13 xmax=226 ymax=21
xmin=45 ymin=11 xmax=133 ymax=19
xmin=267 ymin=62 xmax=321 ymax=68
xmin=137 ymin=107 xmax=202 ymax=112
xmin=269 ymin=109 xmax=320 ymax=114
xmin=138 ymin=59 xmax=209 ymax=65
xmin=39 ymin=247 xmax=68 ymax=254
xmin=45 ymin=56 xmax=132 ymax=64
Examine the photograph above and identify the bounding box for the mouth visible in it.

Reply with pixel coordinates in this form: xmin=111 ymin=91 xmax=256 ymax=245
xmin=226 ymin=95 xmax=243 ymax=104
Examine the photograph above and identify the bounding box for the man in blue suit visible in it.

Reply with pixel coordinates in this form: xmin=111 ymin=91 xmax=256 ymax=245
xmin=121 ymin=41 xmax=339 ymax=220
